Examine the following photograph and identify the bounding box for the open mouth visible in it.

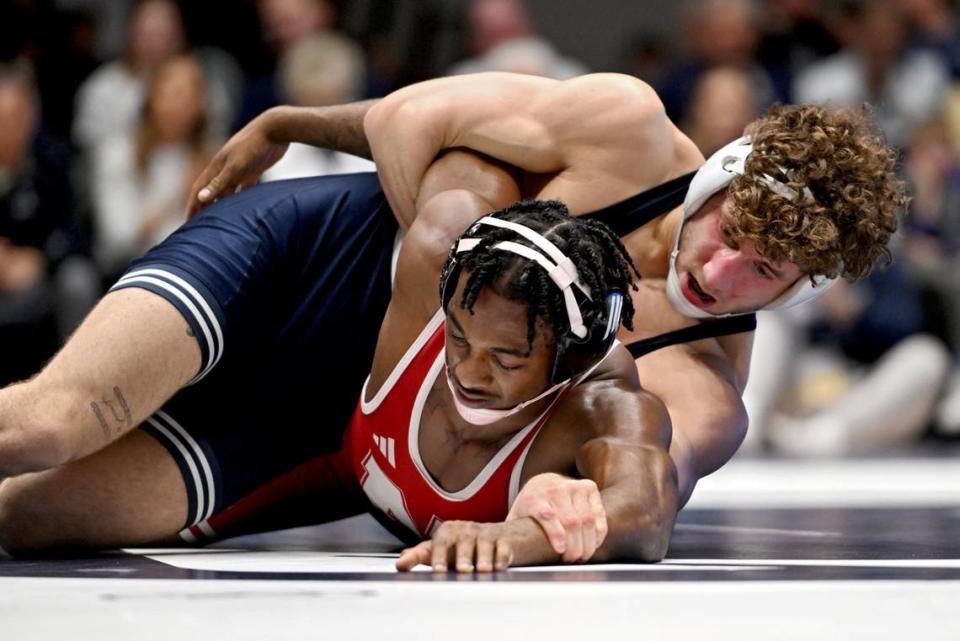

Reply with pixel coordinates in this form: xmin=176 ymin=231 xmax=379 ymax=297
xmin=684 ymin=274 xmax=717 ymax=307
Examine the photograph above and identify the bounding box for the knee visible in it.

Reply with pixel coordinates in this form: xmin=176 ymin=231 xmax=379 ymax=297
xmin=0 ymin=478 xmax=53 ymax=557
xmin=0 ymin=384 xmax=75 ymax=477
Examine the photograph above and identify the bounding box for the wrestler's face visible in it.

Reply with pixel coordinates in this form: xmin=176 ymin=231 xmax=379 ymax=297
xmin=444 ymin=279 xmax=554 ymax=411
xmin=676 ymin=191 xmax=803 ymax=314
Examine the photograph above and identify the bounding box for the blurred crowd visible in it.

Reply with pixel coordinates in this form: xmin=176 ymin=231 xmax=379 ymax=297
xmin=2 ymin=0 xmax=959 ymax=455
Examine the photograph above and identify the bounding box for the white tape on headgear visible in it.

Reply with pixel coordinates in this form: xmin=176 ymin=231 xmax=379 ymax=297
xmin=666 ymin=137 xmax=838 ymax=319
xmin=456 ymin=216 xmax=591 ymax=338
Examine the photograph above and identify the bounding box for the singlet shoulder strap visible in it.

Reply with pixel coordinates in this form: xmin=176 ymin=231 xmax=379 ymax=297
xmin=581 ymin=171 xmax=696 ymax=236
xmin=627 ymin=314 xmax=757 ymax=359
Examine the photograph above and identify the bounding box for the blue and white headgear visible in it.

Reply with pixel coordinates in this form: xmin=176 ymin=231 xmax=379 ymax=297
xmin=665 ymin=137 xmax=839 ymax=319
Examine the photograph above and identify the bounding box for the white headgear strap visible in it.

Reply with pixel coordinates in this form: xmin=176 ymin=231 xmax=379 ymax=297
xmin=667 ymin=136 xmax=838 ymax=319
xmin=456 ymin=216 xmax=591 ymax=338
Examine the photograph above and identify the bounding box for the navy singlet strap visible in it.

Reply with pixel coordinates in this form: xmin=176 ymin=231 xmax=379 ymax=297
xmin=581 ymin=171 xmax=696 ymax=236
xmin=578 ymin=170 xmax=758 ymax=355
xmin=627 ymin=314 xmax=757 ymax=359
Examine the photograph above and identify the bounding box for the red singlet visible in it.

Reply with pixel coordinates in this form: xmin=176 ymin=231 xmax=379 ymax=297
xmin=347 ymin=310 xmax=568 ymax=539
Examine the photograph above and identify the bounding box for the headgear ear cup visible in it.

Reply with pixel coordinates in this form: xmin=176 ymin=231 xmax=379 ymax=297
xmin=550 ymin=292 xmax=624 ymax=384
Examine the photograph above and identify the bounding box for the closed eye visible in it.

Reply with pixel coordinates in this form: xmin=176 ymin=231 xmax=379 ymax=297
xmin=755 ymin=262 xmax=775 ymax=280
xmin=721 ymin=226 xmax=739 ymax=249
xmin=493 ymin=357 xmax=522 ymax=371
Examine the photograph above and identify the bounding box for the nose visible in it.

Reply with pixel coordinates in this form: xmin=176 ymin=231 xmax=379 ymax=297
xmin=451 ymin=353 xmax=493 ymax=391
xmin=701 ymin=248 xmax=746 ymax=294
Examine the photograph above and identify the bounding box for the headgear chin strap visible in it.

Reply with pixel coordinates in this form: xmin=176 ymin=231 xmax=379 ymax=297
xmin=666 ymin=136 xmax=838 ymax=320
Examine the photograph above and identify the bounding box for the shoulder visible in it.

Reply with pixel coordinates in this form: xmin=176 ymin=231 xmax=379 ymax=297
xmin=546 ymin=74 xmax=667 ymax=141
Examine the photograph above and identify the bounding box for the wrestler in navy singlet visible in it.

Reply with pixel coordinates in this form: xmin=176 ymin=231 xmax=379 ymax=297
xmin=111 ymin=173 xmax=397 ymax=537
xmin=113 ymin=170 xmax=756 ymax=541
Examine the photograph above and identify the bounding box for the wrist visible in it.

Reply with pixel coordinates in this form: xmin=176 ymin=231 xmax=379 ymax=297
xmin=260 ymin=106 xmax=303 ymax=145
xmin=502 ymin=516 xmax=562 ymax=566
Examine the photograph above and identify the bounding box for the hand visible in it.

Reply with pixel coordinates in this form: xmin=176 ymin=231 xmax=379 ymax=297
xmin=507 ymin=473 xmax=607 ymax=563
xmin=185 ymin=109 xmax=289 ymax=218
xmin=396 ymin=520 xmax=520 ymax=573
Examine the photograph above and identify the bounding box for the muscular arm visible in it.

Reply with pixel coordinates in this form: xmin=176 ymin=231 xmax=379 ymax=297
xmin=573 ymin=378 xmax=677 ymax=562
xmin=186 ymin=100 xmax=379 ymax=216
xmin=635 ymin=343 xmax=749 ymax=507
xmin=265 ymin=101 xmax=377 ymax=158
xmin=510 ymin=351 xmax=678 ymax=566
xmin=364 ymin=72 xmax=669 ymax=225
xmin=190 ymin=72 xmax=670 ymax=225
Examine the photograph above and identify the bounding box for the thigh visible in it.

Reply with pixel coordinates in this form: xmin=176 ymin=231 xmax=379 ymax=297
xmin=0 ymin=428 xmax=186 ymax=554
xmin=30 ymin=287 xmax=202 ymax=462
xmin=145 ymin=378 xmax=367 ymax=543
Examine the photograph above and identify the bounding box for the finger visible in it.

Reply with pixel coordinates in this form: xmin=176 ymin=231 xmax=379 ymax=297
xmin=188 ymin=158 xmax=226 ymax=209
xmin=588 ymin=487 xmax=608 ymax=548
xmin=573 ymin=490 xmax=595 ymax=562
xmin=455 ymin=536 xmax=476 ymax=573
xmin=475 ymin=535 xmax=496 ymax=573
xmin=494 ymin=539 xmax=513 ymax=571
xmin=396 ymin=542 xmax=431 ymax=572
xmin=431 ymin=533 xmax=454 ymax=573
xmin=558 ymin=496 xmax=584 ymax=564
xmin=199 ymin=171 xmax=229 ymax=204
xmin=526 ymin=499 xmax=566 ymax=556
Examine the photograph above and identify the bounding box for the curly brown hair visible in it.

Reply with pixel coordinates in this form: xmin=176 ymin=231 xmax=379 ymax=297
xmin=726 ymin=104 xmax=908 ymax=281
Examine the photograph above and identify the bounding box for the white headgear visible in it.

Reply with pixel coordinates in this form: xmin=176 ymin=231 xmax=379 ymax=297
xmin=665 ymin=136 xmax=839 ymax=319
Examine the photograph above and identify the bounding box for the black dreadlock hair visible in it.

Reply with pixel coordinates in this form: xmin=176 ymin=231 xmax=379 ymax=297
xmin=439 ymin=200 xmax=641 ymax=353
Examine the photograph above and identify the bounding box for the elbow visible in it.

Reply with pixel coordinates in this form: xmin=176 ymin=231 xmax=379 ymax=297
xmin=364 ymin=95 xmax=429 ymax=150
xmin=0 ymin=423 xmax=73 ymax=477
xmin=615 ymin=503 xmax=676 ymax=562
xmin=362 ymin=100 xmax=389 ymax=146
xmin=0 ymin=385 xmax=77 ymax=476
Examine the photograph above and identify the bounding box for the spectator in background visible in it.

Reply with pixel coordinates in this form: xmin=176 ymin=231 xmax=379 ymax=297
xmin=682 ymin=65 xmax=761 ymax=156
xmin=742 ymin=272 xmax=952 ymax=456
xmin=896 ymin=0 xmax=960 ymax=78
xmin=236 ymin=0 xmax=338 ymax=129
xmin=657 ymin=0 xmax=779 ymax=123
xmin=0 ymin=64 xmax=99 ymax=385
xmin=618 ymin=32 xmax=669 ymax=87
xmin=755 ymin=0 xmax=840 ymax=95
xmin=262 ymin=33 xmax=375 ymax=182
xmin=0 ymin=1 xmax=101 ymax=144
xmin=73 ymin=0 xmax=186 ymax=151
xmin=73 ymin=0 xmax=239 ymax=151
xmin=91 ymin=54 xmax=217 ymax=279
xmin=792 ymin=0 xmax=948 ymax=148
xmin=448 ymin=0 xmax=586 ymax=79
xmin=900 ymin=118 xmax=960 ymax=435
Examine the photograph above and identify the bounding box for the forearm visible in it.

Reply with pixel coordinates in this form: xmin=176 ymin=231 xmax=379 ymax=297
xmin=263 ymin=101 xmax=379 ymax=159
xmin=588 ymin=442 xmax=679 ymax=563
xmin=573 ymin=382 xmax=678 ymax=562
